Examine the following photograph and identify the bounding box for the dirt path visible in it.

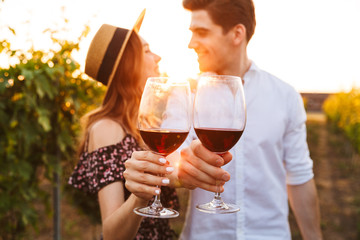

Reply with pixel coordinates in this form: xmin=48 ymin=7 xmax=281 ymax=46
xmin=290 ymin=113 xmax=360 ymax=240
xmin=309 ymin=113 xmax=345 ymax=239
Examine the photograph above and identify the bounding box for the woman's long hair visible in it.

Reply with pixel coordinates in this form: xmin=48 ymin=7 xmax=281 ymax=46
xmin=78 ymin=32 xmax=144 ymax=155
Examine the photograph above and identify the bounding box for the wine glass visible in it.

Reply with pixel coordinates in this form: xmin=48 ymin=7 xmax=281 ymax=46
xmin=193 ymin=75 xmax=246 ymax=214
xmin=134 ymin=77 xmax=191 ymax=218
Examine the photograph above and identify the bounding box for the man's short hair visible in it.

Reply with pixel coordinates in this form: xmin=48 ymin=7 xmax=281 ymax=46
xmin=183 ymin=0 xmax=256 ymax=42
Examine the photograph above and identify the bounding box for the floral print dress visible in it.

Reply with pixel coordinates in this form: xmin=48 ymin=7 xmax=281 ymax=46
xmin=68 ymin=134 xmax=179 ymax=239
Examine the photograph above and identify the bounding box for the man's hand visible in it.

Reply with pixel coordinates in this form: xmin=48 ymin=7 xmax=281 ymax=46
xmin=177 ymin=139 xmax=232 ymax=192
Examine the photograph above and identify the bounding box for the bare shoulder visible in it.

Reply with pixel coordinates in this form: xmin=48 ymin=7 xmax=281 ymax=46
xmin=88 ymin=119 xmax=126 ymax=152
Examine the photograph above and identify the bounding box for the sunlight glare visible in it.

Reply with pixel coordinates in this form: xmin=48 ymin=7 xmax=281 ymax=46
xmin=0 ymin=0 xmax=359 ymax=93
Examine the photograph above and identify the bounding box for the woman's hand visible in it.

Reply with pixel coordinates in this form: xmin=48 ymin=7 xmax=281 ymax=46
xmin=124 ymin=151 xmax=174 ymax=200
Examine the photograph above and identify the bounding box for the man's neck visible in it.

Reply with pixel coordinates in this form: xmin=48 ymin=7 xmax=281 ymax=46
xmin=217 ymin=48 xmax=251 ymax=79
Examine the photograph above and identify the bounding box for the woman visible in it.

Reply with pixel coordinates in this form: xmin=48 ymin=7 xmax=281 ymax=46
xmin=68 ymin=10 xmax=179 ymax=240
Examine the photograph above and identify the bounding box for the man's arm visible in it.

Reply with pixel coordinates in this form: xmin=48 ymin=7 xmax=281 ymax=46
xmin=287 ymin=178 xmax=323 ymax=240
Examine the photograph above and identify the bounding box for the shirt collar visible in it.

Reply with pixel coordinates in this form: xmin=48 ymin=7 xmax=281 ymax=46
xmin=243 ymin=61 xmax=258 ymax=83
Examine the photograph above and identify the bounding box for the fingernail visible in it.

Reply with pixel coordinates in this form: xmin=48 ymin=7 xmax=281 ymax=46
xmin=216 ymin=159 xmax=223 ymax=166
xmin=222 ymin=173 xmax=230 ymax=181
xmin=155 ymin=189 xmax=160 ymax=195
xmin=166 ymin=167 xmax=174 ymax=172
xmin=159 ymin=158 xmax=166 ymax=164
xmin=162 ymin=178 xmax=170 ymax=184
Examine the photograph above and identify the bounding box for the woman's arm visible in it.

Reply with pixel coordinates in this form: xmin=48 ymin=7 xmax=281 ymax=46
xmin=89 ymin=119 xmax=151 ymax=240
xmin=99 ymin=183 xmax=148 ymax=240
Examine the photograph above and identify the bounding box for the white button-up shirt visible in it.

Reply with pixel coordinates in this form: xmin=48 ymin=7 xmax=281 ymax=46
xmin=179 ymin=62 xmax=314 ymax=240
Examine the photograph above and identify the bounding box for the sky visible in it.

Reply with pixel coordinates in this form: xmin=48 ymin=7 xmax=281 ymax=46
xmin=0 ymin=0 xmax=359 ymax=93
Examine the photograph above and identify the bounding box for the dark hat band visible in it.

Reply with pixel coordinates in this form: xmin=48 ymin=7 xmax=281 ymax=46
xmin=97 ymin=28 xmax=129 ymax=85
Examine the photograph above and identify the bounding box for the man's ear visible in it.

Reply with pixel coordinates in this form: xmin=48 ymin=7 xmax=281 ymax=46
xmin=232 ymin=23 xmax=246 ymax=45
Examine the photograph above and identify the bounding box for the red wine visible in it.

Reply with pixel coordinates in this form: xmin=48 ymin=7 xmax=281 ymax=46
xmin=140 ymin=129 xmax=189 ymax=156
xmin=194 ymin=128 xmax=243 ymax=153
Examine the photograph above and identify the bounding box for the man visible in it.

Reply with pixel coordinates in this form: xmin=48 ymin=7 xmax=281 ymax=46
xmin=177 ymin=0 xmax=323 ymax=239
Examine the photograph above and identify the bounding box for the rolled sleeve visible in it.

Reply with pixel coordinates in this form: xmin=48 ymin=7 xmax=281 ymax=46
xmin=284 ymin=92 xmax=314 ymax=185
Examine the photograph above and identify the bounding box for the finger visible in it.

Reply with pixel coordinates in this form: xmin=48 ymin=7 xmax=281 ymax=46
xmin=124 ymin=168 xmax=171 ymax=187
xmin=178 ymin=172 xmax=225 ymax=193
xmin=179 ymin=160 xmax=229 ymax=188
xmin=179 ymin=149 xmax=216 ymax=184
xmin=190 ymin=140 xmax=225 ymax=167
xmin=180 ymin=159 xmax=217 ymax=185
xmin=125 ymin=181 xmax=161 ymax=200
xmin=131 ymin=151 xmax=168 ymax=165
xmin=221 ymin=152 xmax=232 ymax=166
xmin=180 ymin=147 xmax=230 ymax=183
xmin=125 ymin=161 xmax=175 ymax=177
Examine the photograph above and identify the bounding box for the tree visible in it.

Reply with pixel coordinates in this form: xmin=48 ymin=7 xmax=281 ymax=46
xmin=0 ymin=26 xmax=105 ymax=239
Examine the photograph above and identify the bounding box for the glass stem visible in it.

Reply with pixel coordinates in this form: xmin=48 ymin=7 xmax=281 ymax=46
xmin=151 ymin=185 xmax=163 ymax=209
xmin=210 ymin=179 xmax=226 ymax=208
xmin=151 ymin=174 xmax=163 ymax=211
xmin=214 ymin=191 xmax=221 ymax=200
xmin=215 ymin=179 xmax=222 ymax=199
xmin=215 ymin=155 xmax=224 ymax=201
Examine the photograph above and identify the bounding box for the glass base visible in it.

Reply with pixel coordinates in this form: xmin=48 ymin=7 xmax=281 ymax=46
xmin=196 ymin=197 xmax=240 ymax=214
xmin=134 ymin=206 xmax=179 ymax=218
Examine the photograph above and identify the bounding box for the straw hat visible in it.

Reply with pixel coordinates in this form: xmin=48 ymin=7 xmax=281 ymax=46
xmin=84 ymin=9 xmax=146 ymax=86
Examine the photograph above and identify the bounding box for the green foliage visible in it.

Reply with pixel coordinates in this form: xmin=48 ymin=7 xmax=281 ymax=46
xmin=323 ymin=88 xmax=360 ymax=153
xmin=0 ymin=28 xmax=105 ymax=239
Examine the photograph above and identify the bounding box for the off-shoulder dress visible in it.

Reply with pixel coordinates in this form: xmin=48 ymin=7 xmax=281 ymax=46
xmin=68 ymin=134 xmax=179 ymax=239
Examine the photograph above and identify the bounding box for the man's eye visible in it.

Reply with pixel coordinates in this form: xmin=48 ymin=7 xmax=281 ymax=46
xmin=197 ymin=31 xmax=207 ymax=37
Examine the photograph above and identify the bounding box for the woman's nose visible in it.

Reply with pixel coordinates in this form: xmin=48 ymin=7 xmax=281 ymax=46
xmin=154 ymin=53 xmax=161 ymax=63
